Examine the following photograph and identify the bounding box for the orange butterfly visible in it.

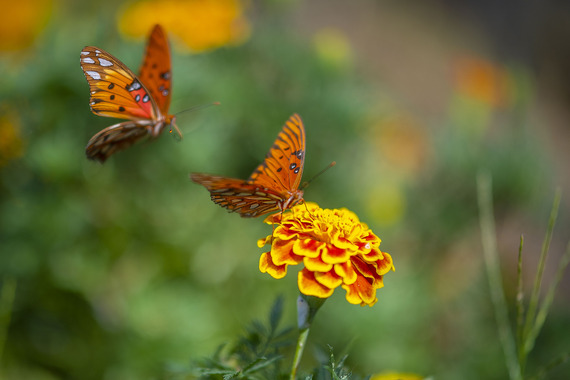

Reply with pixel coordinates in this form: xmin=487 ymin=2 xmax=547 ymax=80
xmin=191 ymin=114 xmax=306 ymax=218
xmin=80 ymin=24 xmax=181 ymax=163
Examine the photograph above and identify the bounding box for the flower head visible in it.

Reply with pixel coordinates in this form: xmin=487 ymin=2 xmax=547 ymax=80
xmin=118 ymin=0 xmax=250 ymax=53
xmin=258 ymin=202 xmax=394 ymax=306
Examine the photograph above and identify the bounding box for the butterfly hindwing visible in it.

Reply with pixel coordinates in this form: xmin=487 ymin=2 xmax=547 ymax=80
xmin=190 ymin=174 xmax=285 ymax=217
xmin=85 ymin=120 xmax=152 ymax=162
xmin=139 ymin=24 xmax=172 ymax=115
xmin=80 ymin=46 xmax=159 ymax=121
xmin=247 ymin=114 xmax=305 ymax=195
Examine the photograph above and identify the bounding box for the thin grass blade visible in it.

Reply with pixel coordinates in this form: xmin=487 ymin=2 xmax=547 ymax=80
xmin=522 ymin=189 xmax=561 ymax=355
xmin=477 ymin=172 xmax=521 ymax=380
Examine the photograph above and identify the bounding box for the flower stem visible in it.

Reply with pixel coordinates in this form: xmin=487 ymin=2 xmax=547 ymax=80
xmin=289 ymin=326 xmax=310 ymax=380
xmin=289 ymin=294 xmax=326 ymax=379
xmin=477 ymin=172 xmax=521 ymax=380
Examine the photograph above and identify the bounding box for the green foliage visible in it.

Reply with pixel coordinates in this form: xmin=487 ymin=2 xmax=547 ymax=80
xmin=478 ymin=179 xmax=570 ymax=380
xmin=160 ymin=297 xmax=366 ymax=380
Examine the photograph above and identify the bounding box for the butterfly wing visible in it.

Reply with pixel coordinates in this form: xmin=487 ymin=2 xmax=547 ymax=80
xmin=85 ymin=120 xmax=153 ymax=163
xmin=80 ymin=46 xmax=161 ymax=121
xmin=138 ymin=24 xmax=172 ymax=115
xmin=190 ymin=174 xmax=285 ymax=217
xmin=247 ymin=114 xmax=306 ymax=195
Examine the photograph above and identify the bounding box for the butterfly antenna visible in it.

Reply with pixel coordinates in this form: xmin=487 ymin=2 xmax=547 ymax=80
xmin=174 ymin=101 xmax=221 ymax=117
xmin=170 ymin=102 xmax=220 ymax=138
xmin=301 ymin=161 xmax=336 ymax=190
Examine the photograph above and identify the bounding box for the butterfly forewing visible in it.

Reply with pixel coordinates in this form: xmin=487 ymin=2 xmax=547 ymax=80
xmin=80 ymin=47 xmax=160 ymax=121
xmin=247 ymin=114 xmax=305 ymax=195
xmin=191 ymin=114 xmax=306 ymax=218
xmin=139 ymin=25 xmax=172 ymax=115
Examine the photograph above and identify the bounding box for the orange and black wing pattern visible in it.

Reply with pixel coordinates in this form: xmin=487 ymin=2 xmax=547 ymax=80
xmin=189 ymin=174 xmax=286 ymax=217
xmin=85 ymin=120 xmax=150 ymax=162
xmin=138 ymin=24 xmax=172 ymax=116
xmin=247 ymin=113 xmax=305 ymax=194
xmin=80 ymin=46 xmax=160 ymax=121
xmin=190 ymin=114 xmax=306 ymax=218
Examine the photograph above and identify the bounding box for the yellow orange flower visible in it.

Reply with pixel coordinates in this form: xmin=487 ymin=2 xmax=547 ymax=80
xmin=118 ymin=0 xmax=250 ymax=53
xmin=258 ymin=202 xmax=394 ymax=307
xmin=0 ymin=0 xmax=52 ymax=51
xmin=454 ymin=56 xmax=510 ymax=107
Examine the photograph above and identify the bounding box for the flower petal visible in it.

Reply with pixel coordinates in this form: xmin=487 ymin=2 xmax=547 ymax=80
xmin=304 ymin=256 xmax=333 ymax=272
xmin=259 ymin=252 xmax=288 ymax=279
xmin=314 ymin=270 xmax=342 ymax=289
xmin=270 ymin=239 xmax=301 ymax=266
xmin=293 ymin=238 xmax=324 ymax=258
xmin=321 ymin=244 xmax=351 ymax=264
xmin=298 ymin=269 xmax=334 ymax=298
xmin=342 ymin=275 xmax=378 ymax=306
xmin=334 ymin=261 xmax=357 ymax=285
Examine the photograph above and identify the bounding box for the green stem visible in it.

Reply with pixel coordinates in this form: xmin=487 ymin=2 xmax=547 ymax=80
xmin=522 ymin=189 xmax=561 ymax=358
xmin=0 ymin=277 xmax=17 ymax=364
xmin=289 ymin=327 xmax=310 ymax=380
xmin=516 ymin=235 xmax=525 ymax=366
xmin=477 ymin=172 xmax=521 ymax=380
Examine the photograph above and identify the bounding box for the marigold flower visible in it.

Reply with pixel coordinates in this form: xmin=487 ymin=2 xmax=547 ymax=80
xmin=258 ymin=202 xmax=394 ymax=307
xmin=118 ymin=0 xmax=250 ymax=53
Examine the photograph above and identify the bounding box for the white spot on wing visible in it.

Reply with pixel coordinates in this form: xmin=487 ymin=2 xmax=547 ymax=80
xmin=82 ymin=57 xmax=95 ymax=64
xmin=99 ymin=58 xmax=113 ymax=67
xmin=80 ymin=51 xmax=90 ymax=56
xmin=86 ymin=71 xmax=101 ymax=80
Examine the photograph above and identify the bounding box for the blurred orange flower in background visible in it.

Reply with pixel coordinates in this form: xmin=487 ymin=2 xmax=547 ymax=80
xmin=372 ymin=114 xmax=430 ymax=176
xmin=118 ymin=0 xmax=250 ymax=52
xmin=454 ymin=56 xmax=510 ymax=108
xmin=0 ymin=109 xmax=26 ymax=167
xmin=0 ymin=0 xmax=52 ymax=51
xmin=258 ymin=202 xmax=394 ymax=307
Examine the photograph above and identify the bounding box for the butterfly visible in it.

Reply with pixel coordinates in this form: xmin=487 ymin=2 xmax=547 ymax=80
xmin=191 ymin=114 xmax=306 ymax=218
xmin=80 ymin=24 xmax=181 ymax=163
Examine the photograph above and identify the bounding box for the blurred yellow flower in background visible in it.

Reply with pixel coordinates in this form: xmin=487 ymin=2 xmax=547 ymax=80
xmin=0 ymin=0 xmax=52 ymax=51
xmin=370 ymin=372 xmax=425 ymax=380
xmin=313 ymin=27 xmax=353 ymax=70
xmin=0 ymin=109 xmax=26 ymax=167
xmin=118 ymin=0 xmax=250 ymax=52
xmin=258 ymin=202 xmax=394 ymax=307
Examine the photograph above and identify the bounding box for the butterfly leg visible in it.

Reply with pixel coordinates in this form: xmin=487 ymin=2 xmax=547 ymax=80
xmin=169 ymin=118 xmax=183 ymax=140
xmin=302 ymin=200 xmax=315 ymax=219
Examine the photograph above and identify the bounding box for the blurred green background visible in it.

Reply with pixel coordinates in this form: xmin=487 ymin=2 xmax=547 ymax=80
xmin=1 ymin=0 xmax=569 ymax=379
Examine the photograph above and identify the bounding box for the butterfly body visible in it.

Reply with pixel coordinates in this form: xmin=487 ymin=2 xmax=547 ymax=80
xmin=80 ymin=24 xmax=180 ymax=162
xmin=191 ymin=114 xmax=306 ymax=218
